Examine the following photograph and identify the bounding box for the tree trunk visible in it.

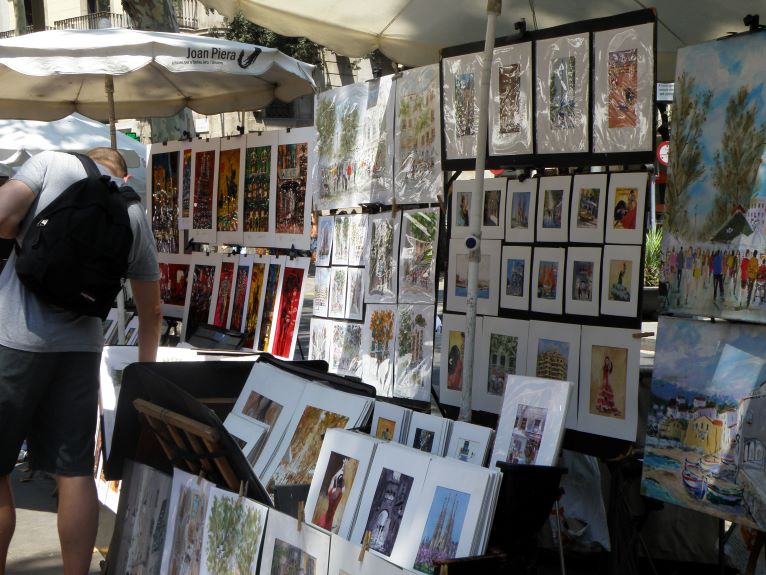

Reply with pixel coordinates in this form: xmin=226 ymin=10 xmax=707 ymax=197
xmin=122 ymin=0 xmax=194 ymax=143
xmin=13 ymin=0 xmax=26 ymax=34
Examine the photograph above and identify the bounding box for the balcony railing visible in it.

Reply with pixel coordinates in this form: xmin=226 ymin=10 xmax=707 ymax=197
xmin=176 ymin=0 xmax=198 ymax=31
xmin=54 ymin=12 xmax=131 ymax=31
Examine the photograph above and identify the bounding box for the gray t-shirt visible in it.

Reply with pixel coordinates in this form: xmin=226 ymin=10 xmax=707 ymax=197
xmin=0 ymin=151 xmax=159 ymax=353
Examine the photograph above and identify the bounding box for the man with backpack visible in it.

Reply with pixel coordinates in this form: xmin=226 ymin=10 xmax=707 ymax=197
xmin=0 ymin=148 xmax=161 ymax=575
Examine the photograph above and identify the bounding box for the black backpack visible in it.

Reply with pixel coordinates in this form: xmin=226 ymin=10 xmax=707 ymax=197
xmin=14 ymin=153 xmax=140 ymax=320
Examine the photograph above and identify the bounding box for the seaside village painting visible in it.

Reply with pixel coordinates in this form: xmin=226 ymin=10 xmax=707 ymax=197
xmin=642 ymin=317 xmax=766 ymax=529
xmin=661 ymin=32 xmax=766 ymax=323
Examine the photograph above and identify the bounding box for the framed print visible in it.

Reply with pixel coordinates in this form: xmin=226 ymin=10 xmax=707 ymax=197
xmin=473 ymin=316 xmax=530 ymax=414
xmin=442 ymin=52 xmax=482 ymax=160
xmin=565 ymin=247 xmax=602 ymax=317
xmin=489 ymin=42 xmax=533 ymax=156
xmin=601 ymin=244 xmax=641 ymax=318
xmin=269 ymin=257 xmax=310 ymax=360
xmin=394 ymin=64 xmax=443 ymax=204
xmin=243 ymin=130 xmax=278 ymax=247
xmin=180 ymin=252 xmax=221 ymax=342
xmin=365 ymin=212 xmax=402 ymax=304
xmin=526 ymin=320 xmax=581 ymax=429
xmin=393 ymin=304 xmax=435 ymax=402
xmin=439 ymin=313 xmax=482 ymax=408
xmin=333 ymin=214 xmax=350 ymax=266
xmin=593 ymin=22 xmax=655 ymax=154
xmin=189 ymin=137 xmax=219 ymax=245
xmin=361 ymin=305 xmax=398 ymax=396
xmin=345 ymin=267 xmax=365 ymax=321
xmin=446 ymin=239 xmax=501 ymax=316
xmin=399 ymin=208 xmax=440 ymax=304
xmin=148 ymin=141 xmax=181 ymax=254
xmin=347 ymin=213 xmax=368 ymax=267
xmin=530 ymin=247 xmax=566 ymax=315
xmin=505 ymin=177 xmax=538 ymax=243
xmin=500 ymin=245 xmax=532 ymax=311
xmin=328 ymin=266 xmax=348 ymax=319
xmin=260 ymin=509 xmax=330 ymax=575
xmin=316 ymin=215 xmax=334 ymax=267
xmin=445 ymin=421 xmax=494 ymax=466
xmin=216 ymin=134 xmax=246 ymax=246
xmin=450 ymin=178 xmax=506 ymax=240
xmin=329 ymin=321 xmax=363 ymax=379
xmin=308 ymin=317 xmax=330 ymax=362
xmin=158 ymin=253 xmax=191 ymax=319
xmin=578 ymin=325 xmax=640 ymax=441
xmin=569 ymin=173 xmax=608 ymax=243
xmin=535 ymin=33 xmax=590 ymax=154
xmin=536 ymin=175 xmax=572 ymax=243
xmin=605 ymin=171 xmax=648 ymax=244
xmin=274 ymin=127 xmax=314 ymax=250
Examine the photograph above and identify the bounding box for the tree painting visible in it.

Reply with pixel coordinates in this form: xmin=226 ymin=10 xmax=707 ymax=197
xmin=204 ymin=492 xmax=265 ymax=575
xmin=370 ymin=308 xmax=395 ymax=363
xmin=316 ymin=97 xmax=337 ymax=160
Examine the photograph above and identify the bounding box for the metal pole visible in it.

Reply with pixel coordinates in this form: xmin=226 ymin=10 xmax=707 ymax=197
xmin=459 ymin=0 xmax=500 ymax=421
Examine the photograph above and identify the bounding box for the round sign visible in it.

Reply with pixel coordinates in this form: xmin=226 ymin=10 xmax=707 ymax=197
xmin=657 ymin=140 xmax=669 ymax=166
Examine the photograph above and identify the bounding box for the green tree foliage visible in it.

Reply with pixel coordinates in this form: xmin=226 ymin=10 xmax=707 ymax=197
xmin=221 ymin=13 xmax=321 ymax=66
xmin=205 ymin=495 xmax=242 ymax=574
xmin=316 ymin=98 xmax=336 ymax=159
xmin=398 ymin=309 xmax=412 ymax=356
xmin=665 ymin=73 xmax=712 ymax=239
xmin=644 ymin=227 xmax=663 ymax=287
xmin=234 ymin=506 xmax=264 ymax=575
xmin=339 ymin=104 xmax=360 ymax=158
xmin=706 ymin=86 xmax=766 ymax=237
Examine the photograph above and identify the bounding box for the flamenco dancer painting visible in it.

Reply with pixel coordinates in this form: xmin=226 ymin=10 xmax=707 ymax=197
xmin=590 ymin=345 xmax=628 ymax=420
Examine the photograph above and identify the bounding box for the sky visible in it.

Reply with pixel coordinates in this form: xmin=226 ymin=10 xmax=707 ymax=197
xmin=675 ymin=33 xmax=766 ymax=221
xmin=422 ymin=486 xmax=470 ymax=545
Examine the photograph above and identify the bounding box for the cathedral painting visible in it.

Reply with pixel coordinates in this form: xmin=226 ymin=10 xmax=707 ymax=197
xmin=363 ymin=468 xmax=414 ymax=557
xmin=193 ymin=150 xmax=215 ymax=230
xmin=217 ymin=148 xmax=241 ymax=232
xmin=413 ymin=487 xmax=470 ymax=574
xmin=212 ymin=261 xmax=234 ymax=327
xmin=276 ymin=143 xmax=308 ymax=235
xmin=151 ymin=151 xmax=180 ymax=254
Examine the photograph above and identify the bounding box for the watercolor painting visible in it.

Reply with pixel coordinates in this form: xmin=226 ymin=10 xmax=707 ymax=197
xmin=506 ymin=259 xmax=525 ymax=297
xmin=447 ymin=329 xmax=465 ymax=391
xmin=499 ymin=64 xmax=521 ymax=134
xmin=346 ymin=214 xmax=368 ymax=266
xmin=509 ymin=404 xmax=548 ymax=464
xmin=217 ymin=148 xmax=241 ymax=232
xmin=182 ymin=148 xmax=191 ymax=218
xmin=364 ymin=306 xmax=397 ymax=395
xmin=329 ymin=267 xmax=348 ymax=318
xmin=572 ymin=260 xmax=594 ymax=301
xmin=243 ymin=262 xmax=266 ymax=349
xmin=454 ymin=439 xmax=481 ymax=463
xmin=487 ymin=334 xmax=518 ymax=396
xmin=167 ymin=480 xmax=210 ymax=574
xmin=229 ymin=265 xmax=249 ymax=332
xmin=642 ymin=316 xmax=766 ymax=529
xmin=413 ymin=428 xmax=435 ymax=452
xmin=241 ymin=391 xmax=283 ymax=426
xmin=589 ymin=345 xmax=628 ymax=419
xmin=185 ymin=264 xmax=216 ymax=342
xmin=535 ymin=338 xmax=570 ymax=380
xmin=271 ymin=538 xmax=316 ymax=575
xmin=271 ymin=267 xmax=305 ymax=359
xmin=316 ymin=216 xmax=334 ymax=267
xmin=413 ymin=487 xmax=470 ymax=574
xmin=613 ymin=187 xmax=639 ymax=230
xmin=366 ymin=215 xmax=399 ymax=302
xmin=160 ymin=262 xmax=189 ymax=307
xmin=244 ymin=145 xmax=271 ymax=233
xmin=376 ymin=417 xmax=397 ymax=441
xmin=333 ymin=215 xmax=350 ymax=265
xmin=276 ymin=143 xmax=308 ymax=235
xmin=151 ymin=151 xmax=180 ymax=254
xmin=510 ymin=191 xmax=530 ymax=229
xmin=395 ymin=305 xmax=434 ymax=398
xmin=537 ymin=261 xmax=559 ymax=300
xmin=364 ymin=468 xmax=415 ymax=556
xmin=399 ymin=209 xmax=439 ymax=303
xmin=309 ymin=318 xmax=329 ymax=362
xmin=550 ymin=56 xmax=577 ymax=129
xmin=313 ymin=267 xmax=330 ymax=317
xmin=608 ymin=259 xmax=633 ymax=302
xmin=541 ymin=189 xmax=563 ymax=228
xmin=608 ymin=48 xmax=638 ymax=128
xmin=345 ymin=268 xmax=364 ymax=320
xmin=576 ymin=188 xmax=601 ymax=229
xmin=193 ymin=150 xmax=216 ymax=231
xmin=311 ymin=451 xmax=360 ymax=534
xmin=330 ymin=323 xmax=363 ymax=376
xmin=483 ymin=188 xmax=501 ymax=227
xmin=454 ymin=72 xmax=476 ymax=138
xmin=454 ymin=253 xmax=492 ymax=299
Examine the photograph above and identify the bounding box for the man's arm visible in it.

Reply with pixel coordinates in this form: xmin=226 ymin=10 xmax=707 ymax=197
xmin=0 ymin=180 xmax=35 ymax=238
xmin=130 ymin=278 xmax=162 ymax=362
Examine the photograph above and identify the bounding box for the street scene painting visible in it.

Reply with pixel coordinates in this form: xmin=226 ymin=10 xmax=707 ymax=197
xmin=576 ymin=188 xmax=601 ymax=229
xmin=413 ymin=487 xmax=470 ymax=574
xmin=498 ymin=64 xmax=521 ymax=134
xmin=363 ymin=468 xmax=415 ymax=556
xmin=193 ymin=149 xmax=216 ymax=231
xmin=536 ymin=261 xmax=559 ymax=300
xmin=608 ymin=49 xmax=638 ymax=128
xmin=399 ymin=209 xmax=439 ymax=303
xmin=572 ymin=260 xmax=594 ymax=301
xmin=509 ymin=404 xmax=548 ymax=464
xmin=454 ymin=72 xmax=476 ymax=138
xmin=151 ymin=150 xmax=180 ymax=254
xmin=550 ymin=56 xmax=577 ymax=130
xmin=366 ymin=214 xmax=400 ymax=303
xmin=487 ymin=333 xmax=519 ymax=396
xmin=244 ymin=145 xmax=271 ymax=233
xmin=642 ymin=316 xmax=766 ymax=529
xmin=510 ymin=191 xmax=530 ymax=229
xmin=311 ymin=451 xmax=360 ymax=534
xmin=271 ymin=538 xmax=316 ymax=575
xmin=330 ymin=322 xmax=363 ymax=377
xmin=276 ymin=142 xmax=308 ymax=235
xmin=394 ymin=305 xmax=434 ymax=399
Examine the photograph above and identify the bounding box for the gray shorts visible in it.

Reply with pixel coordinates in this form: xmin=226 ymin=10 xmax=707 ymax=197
xmin=0 ymin=344 xmax=100 ymax=476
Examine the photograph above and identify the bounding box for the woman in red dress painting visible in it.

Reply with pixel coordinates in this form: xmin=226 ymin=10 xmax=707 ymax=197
xmin=317 ymin=465 xmax=345 ymax=531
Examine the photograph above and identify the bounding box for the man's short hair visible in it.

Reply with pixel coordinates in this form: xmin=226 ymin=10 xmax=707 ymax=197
xmin=87 ymin=147 xmax=128 ymax=178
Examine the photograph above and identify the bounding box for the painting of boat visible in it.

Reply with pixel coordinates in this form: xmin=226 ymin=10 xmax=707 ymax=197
xmin=704 ymin=476 xmax=744 ymax=507
xmin=682 ymin=459 xmax=706 ymax=500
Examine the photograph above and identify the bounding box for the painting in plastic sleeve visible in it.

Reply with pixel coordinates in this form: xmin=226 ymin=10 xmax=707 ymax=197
xmin=313 ymin=266 xmax=331 ymax=318
xmin=365 ymin=212 xmax=402 ymax=305
xmin=328 ymin=266 xmax=349 ymax=319
xmin=394 ymin=304 xmax=435 ymax=402
xmin=446 ymin=239 xmax=502 ymax=316
xmin=363 ymin=75 xmax=396 ymax=205
xmin=180 ymin=143 xmax=192 ymax=226
xmin=305 ymin=429 xmax=377 ymax=539
xmin=215 ymin=135 xmax=245 ymax=245
xmin=473 ymin=317 xmax=530 ymax=414
xmin=593 ymin=22 xmax=655 ymax=154
xmin=308 ymin=317 xmax=331 ymax=363
xmin=269 ymin=257 xmax=309 ymax=360
xmin=500 ymin=244 xmax=531 ymax=311
xmin=600 ymin=244 xmax=642 ymax=318
xmin=442 ymin=52 xmax=482 ymax=160
xmin=333 ymin=214 xmax=350 ymax=266
xmin=505 ymin=177 xmax=538 ymax=243
xmin=227 ymin=255 xmax=252 ymax=333
xmin=490 ymin=375 xmax=572 ymax=468
xmin=489 ymin=42 xmax=533 ymax=157
xmin=148 ymin=141 xmax=181 ymax=254
xmin=316 ymin=215 xmax=335 ymax=267
xmin=345 ymin=267 xmax=365 ymax=321
xmin=190 ymin=137 xmax=220 ymax=245
xmin=256 ymin=256 xmax=284 ymax=352
xmin=536 ymin=175 xmax=572 ymax=243
xmin=160 ymin=468 xmax=214 ymax=575
xmin=181 ymin=252 xmax=221 ymax=342
xmin=274 ymin=127 xmax=314 ymax=250
xmin=209 ymin=254 xmax=238 ymax=328
xmin=362 ymin=304 xmax=399 ymax=396
xmin=526 ymin=320 xmax=581 ymax=430
xmin=243 ymin=130 xmax=277 ymax=247
xmin=395 ymin=64 xmax=443 ymax=204
xmin=198 ymin=486 xmax=268 ymax=575
xmin=347 ymin=213 xmax=369 ymax=267
xmin=158 ymin=253 xmax=191 ymax=319
xmin=328 ymin=533 xmax=405 ymax=575
xmin=399 ymin=208 xmax=440 ymax=304
xmin=578 ymin=325 xmax=640 ymax=441
xmin=222 ymin=414 xmax=268 ymax=471
xmin=641 ymin=316 xmax=766 ymax=529
xmin=439 ymin=314 xmax=483 ymax=408
xmin=450 ymin=178 xmax=506 ymax=241
xmin=604 ymin=171 xmax=648 ymax=245
xmin=242 ymin=253 xmax=270 ymax=350
xmin=565 ymin=246 xmax=602 ymax=317
xmin=329 ymin=321 xmax=363 ymax=378
xmin=535 ymin=33 xmax=590 ymax=155
xmin=259 ymin=508 xmax=330 ymax=575
xmin=569 ymin=173 xmax=608 ymax=244
xmin=314 ymin=82 xmax=369 ymax=210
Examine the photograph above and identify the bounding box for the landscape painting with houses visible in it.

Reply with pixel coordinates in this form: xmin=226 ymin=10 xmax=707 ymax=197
xmin=642 ymin=316 xmax=766 ymax=528
xmin=661 ymin=32 xmax=766 ymax=323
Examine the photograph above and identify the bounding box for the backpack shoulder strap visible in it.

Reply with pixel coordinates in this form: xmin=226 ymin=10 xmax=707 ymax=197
xmin=68 ymin=152 xmax=102 ymax=179
xmin=118 ymin=184 xmax=141 ymax=205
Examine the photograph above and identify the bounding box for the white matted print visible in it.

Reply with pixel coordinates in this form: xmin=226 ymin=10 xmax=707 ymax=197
xmin=313 ymin=266 xmax=331 ymax=317
xmin=365 ymin=212 xmax=402 ymax=304
xmin=605 ymin=171 xmax=648 ymax=244
xmin=274 ymin=127 xmax=314 ymax=250
xmin=489 ymin=42 xmax=533 ymax=156
xmin=578 ymin=325 xmax=640 ymax=441
xmin=333 ymin=214 xmax=350 ymax=265
xmin=148 ymin=141 xmax=182 ymax=254
xmin=316 ymin=215 xmax=335 ymax=267
xmin=530 ymin=247 xmax=565 ymax=315
xmin=450 ymin=178 xmax=506 ymax=240
xmin=439 ymin=314 xmax=482 ymax=408
xmin=526 ymin=320 xmax=581 ymax=429
xmin=329 ymin=322 xmax=363 ymax=379
xmin=345 ymin=267 xmax=365 ymax=321
xmin=500 ymin=245 xmax=532 ymax=311
xmin=393 ymin=304 xmax=435 ymax=402
xmin=309 ymin=317 xmax=330 ymax=362
xmin=536 ymin=175 xmax=571 ymax=243
xmin=535 ymin=33 xmax=590 ymax=154
xmin=190 ymin=137 xmax=220 ymax=245
xmin=569 ymin=173 xmax=608 ymax=243
xmin=158 ymin=253 xmax=191 ymax=319
xmin=490 ymin=375 xmax=572 ymax=468
xmin=268 ymin=257 xmax=310 ymax=360
xmin=216 ymin=134 xmax=246 ymax=246
xmin=445 ymin=421 xmax=494 ymax=466
xmin=347 ymin=213 xmax=368 ymax=267
xmin=259 ymin=509 xmax=330 ymax=575
xmin=446 ymin=239 xmax=501 ymax=316
xmin=565 ymin=247 xmax=602 ymax=317
xmin=328 ymin=533 xmax=405 ymax=575
xmin=181 ymin=252 xmax=222 ymax=342
xmin=593 ymin=22 xmax=655 ymax=154
xmin=364 ymin=76 xmax=396 ymax=206
xmin=399 ymin=208 xmax=440 ymax=304
xmin=328 ymin=266 xmax=348 ymax=319
xmin=371 ymin=400 xmax=408 ymax=442
xmin=601 ymin=244 xmax=641 ymax=318
xmin=505 ymin=177 xmax=538 ymax=243
xmin=362 ymin=305 xmax=399 ymax=396
xmin=442 ymin=52 xmax=482 ymax=160
xmin=473 ymin=317 xmax=530 ymax=414
xmin=405 ymin=411 xmax=448 ymax=455
xmin=243 ymin=130 xmax=278 ymax=247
